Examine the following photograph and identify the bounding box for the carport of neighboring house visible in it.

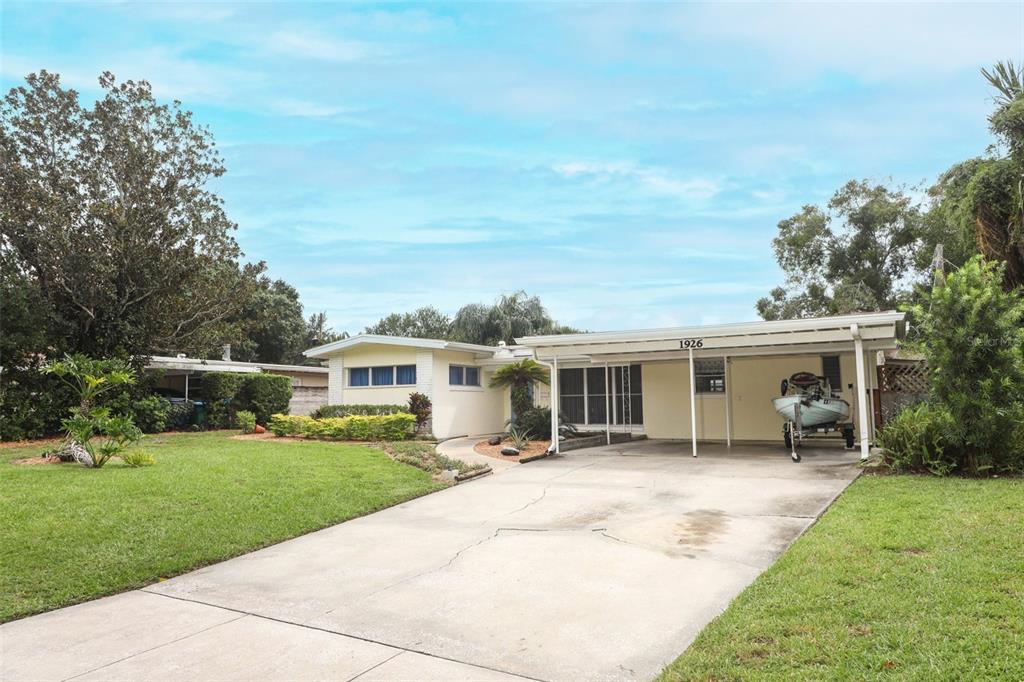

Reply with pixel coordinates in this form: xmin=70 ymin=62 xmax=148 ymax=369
xmin=519 ymin=311 xmax=906 ymax=459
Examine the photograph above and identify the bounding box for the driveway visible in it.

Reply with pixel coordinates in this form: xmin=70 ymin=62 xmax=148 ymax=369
xmin=3 ymin=441 xmax=860 ymax=682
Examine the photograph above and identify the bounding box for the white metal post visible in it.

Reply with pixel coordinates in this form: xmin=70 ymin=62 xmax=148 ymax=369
xmin=852 ymin=325 xmax=870 ymax=460
xmin=184 ymin=373 xmax=189 ymax=401
xmin=723 ymin=355 xmax=732 ymax=448
xmin=689 ymin=347 xmax=698 ymax=457
xmin=605 ymin=362 xmax=611 ymax=445
xmin=550 ymin=356 xmax=560 ymax=454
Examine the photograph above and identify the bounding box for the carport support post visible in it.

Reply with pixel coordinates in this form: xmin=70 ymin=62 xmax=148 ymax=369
xmin=852 ymin=325 xmax=870 ymax=460
xmin=723 ymin=356 xmax=732 ymax=448
xmin=550 ymin=356 xmax=560 ymax=454
xmin=688 ymin=347 xmax=698 ymax=457
xmin=605 ymin=363 xmax=611 ymax=445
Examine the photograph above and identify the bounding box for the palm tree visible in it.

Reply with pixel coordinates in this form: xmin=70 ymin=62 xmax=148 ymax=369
xmin=489 ymin=359 xmax=550 ymax=424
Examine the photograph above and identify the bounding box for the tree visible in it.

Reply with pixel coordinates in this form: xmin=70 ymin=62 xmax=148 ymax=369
xmin=924 ymin=61 xmax=1024 ymax=290
xmin=908 ymin=256 xmax=1024 ymax=474
xmin=0 ymin=70 xmax=259 ymax=358
xmin=364 ymin=306 xmax=452 ymax=338
xmin=489 ymin=359 xmax=550 ymax=425
xmin=230 ymin=277 xmax=306 ymax=364
xmin=305 ymin=311 xmax=346 ymax=349
xmin=757 ymin=181 xmax=924 ymax=320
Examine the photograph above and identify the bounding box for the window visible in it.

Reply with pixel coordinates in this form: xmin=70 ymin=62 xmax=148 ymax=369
xmin=449 ymin=365 xmax=480 ymax=387
xmin=349 ymin=367 xmax=369 ymax=387
xmin=694 ymin=358 xmax=726 ymax=394
xmin=396 ymin=365 xmax=417 ymax=385
xmin=371 ymin=366 xmax=394 ymax=386
xmin=822 ymin=355 xmax=842 ymax=392
xmin=558 ymin=364 xmax=643 ymax=425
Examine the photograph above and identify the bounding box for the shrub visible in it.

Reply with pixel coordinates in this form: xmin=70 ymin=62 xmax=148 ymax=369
xmin=131 ymin=396 xmax=170 ymax=433
xmin=312 ymin=403 xmax=407 ymax=419
xmin=516 ymin=407 xmax=579 ymax=440
xmin=507 ymin=427 xmax=530 ymax=450
xmin=909 ymin=256 xmax=1024 ymax=474
xmin=237 ymin=410 xmax=256 ymax=434
xmin=268 ymin=414 xmax=310 ymax=436
xmin=406 ymin=392 xmax=432 ymax=428
xmin=120 ymin=450 xmax=156 ymax=467
xmin=876 ymin=402 xmax=958 ymax=475
xmin=269 ymin=412 xmax=415 ymax=441
xmin=237 ymin=373 xmax=292 ymax=425
xmin=166 ymin=400 xmax=194 ymax=429
xmin=203 ymin=372 xmax=250 ymax=428
xmin=62 ymin=410 xmax=143 ymax=468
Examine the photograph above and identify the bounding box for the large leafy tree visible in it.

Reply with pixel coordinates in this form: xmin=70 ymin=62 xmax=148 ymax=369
xmin=365 ymin=291 xmax=579 ymax=346
xmin=0 ymin=70 xmax=260 ymax=358
xmin=924 ymin=61 xmax=1024 ymax=289
xmin=757 ymin=180 xmax=924 ymax=320
xmin=230 ymin=277 xmax=307 ymax=364
xmin=364 ymin=306 xmax=452 ymax=339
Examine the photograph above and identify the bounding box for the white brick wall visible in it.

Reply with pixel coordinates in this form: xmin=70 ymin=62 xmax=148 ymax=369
xmin=415 ymin=349 xmax=434 ymax=400
xmin=328 ymin=355 xmax=344 ymax=404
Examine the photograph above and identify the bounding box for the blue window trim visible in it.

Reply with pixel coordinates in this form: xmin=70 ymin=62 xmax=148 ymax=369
xmin=371 ymin=366 xmax=394 ymax=386
xmin=396 ymin=365 xmax=417 ymax=385
xmin=349 ymin=367 xmax=369 ymax=387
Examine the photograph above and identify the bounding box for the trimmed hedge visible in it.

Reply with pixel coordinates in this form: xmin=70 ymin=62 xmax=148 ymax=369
xmin=311 ymin=403 xmax=408 ymax=419
xmin=237 ymin=373 xmax=292 ymax=425
xmin=203 ymin=372 xmax=292 ymax=427
xmin=269 ymin=413 xmax=415 ymax=441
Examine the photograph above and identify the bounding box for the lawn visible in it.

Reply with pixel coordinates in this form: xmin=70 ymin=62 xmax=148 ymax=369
xmin=659 ymin=475 xmax=1024 ymax=680
xmin=0 ymin=431 xmax=443 ymax=622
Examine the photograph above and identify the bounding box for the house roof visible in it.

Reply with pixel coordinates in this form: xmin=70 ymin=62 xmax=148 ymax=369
xmin=302 ymin=334 xmax=501 ymax=359
xmin=518 ymin=311 xmax=906 ymax=361
xmin=148 ymin=356 xmax=328 ymax=374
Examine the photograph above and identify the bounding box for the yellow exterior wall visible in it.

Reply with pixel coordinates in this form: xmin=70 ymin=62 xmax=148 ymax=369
xmin=339 ymin=345 xmax=420 ymax=406
xmin=432 ymin=350 xmax=508 ymax=438
xmin=640 ymin=362 xmax=728 ymax=440
xmin=641 ymin=352 xmax=874 ymax=442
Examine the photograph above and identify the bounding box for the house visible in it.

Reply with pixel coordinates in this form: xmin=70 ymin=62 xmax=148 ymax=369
xmin=304 ymin=311 xmax=906 ymax=455
xmin=147 ymin=347 xmax=329 ymax=416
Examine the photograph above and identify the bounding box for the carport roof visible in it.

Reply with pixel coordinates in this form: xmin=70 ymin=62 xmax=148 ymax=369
xmin=517 ymin=311 xmax=905 ymax=361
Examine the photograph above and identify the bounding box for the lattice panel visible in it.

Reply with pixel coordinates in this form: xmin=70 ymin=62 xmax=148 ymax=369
xmin=879 ymin=362 xmax=930 ymax=394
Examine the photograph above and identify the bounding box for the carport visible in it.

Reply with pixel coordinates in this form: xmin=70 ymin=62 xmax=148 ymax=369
xmin=520 ymin=311 xmax=906 ymax=460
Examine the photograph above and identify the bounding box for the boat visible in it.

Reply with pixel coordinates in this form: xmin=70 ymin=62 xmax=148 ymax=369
xmin=772 ymin=371 xmax=850 ymax=426
xmin=772 ymin=372 xmax=853 ymax=460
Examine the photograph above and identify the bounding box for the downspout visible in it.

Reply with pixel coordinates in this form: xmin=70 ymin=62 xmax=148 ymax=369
xmin=534 ymin=356 xmax=560 ymax=455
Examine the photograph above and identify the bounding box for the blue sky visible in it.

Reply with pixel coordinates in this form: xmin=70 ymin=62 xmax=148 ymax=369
xmin=3 ymin=2 xmax=1022 ymax=335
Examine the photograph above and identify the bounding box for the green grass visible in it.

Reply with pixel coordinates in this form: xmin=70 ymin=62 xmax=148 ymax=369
xmin=0 ymin=431 xmax=443 ymax=622
xmin=659 ymin=475 xmax=1024 ymax=681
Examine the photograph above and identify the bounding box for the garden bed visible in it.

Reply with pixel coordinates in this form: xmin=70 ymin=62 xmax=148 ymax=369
xmin=474 ymin=437 xmax=551 ymax=462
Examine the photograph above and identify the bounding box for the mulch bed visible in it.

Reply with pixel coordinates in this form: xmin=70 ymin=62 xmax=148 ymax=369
xmin=473 ymin=437 xmax=551 ymax=462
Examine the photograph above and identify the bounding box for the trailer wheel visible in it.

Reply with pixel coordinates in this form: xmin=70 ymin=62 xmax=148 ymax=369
xmin=843 ymin=428 xmax=855 ymax=449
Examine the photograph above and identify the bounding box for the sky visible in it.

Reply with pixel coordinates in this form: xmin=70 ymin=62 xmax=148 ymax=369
xmin=3 ymin=2 xmax=1023 ymax=336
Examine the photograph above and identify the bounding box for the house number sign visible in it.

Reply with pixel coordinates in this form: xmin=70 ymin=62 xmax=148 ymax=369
xmin=679 ymin=338 xmax=704 ymax=349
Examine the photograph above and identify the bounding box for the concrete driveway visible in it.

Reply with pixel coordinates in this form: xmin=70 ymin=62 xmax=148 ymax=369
xmin=2 ymin=440 xmax=860 ymax=682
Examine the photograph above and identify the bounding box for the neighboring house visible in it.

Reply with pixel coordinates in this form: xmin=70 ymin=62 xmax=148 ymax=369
xmin=304 ymin=311 xmax=906 ymax=455
xmin=147 ymin=347 xmax=329 ymax=416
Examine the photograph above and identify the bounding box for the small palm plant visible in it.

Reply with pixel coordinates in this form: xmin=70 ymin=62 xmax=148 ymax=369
xmin=489 ymin=359 xmax=550 ymax=426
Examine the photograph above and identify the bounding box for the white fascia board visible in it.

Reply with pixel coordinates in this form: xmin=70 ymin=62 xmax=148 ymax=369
xmin=518 ymin=311 xmax=905 ymax=348
xmin=584 ymin=339 xmax=898 ymax=364
xmin=303 ymin=335 xmax=501 ymax=359
xmin=148 ymin=356 xmax=328 ymax=374
xmin=303 ymin=335 xmax=448 ymax=358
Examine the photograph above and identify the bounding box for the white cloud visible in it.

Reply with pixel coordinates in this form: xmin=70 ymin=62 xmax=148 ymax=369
xmin=553 ymin=161 xmax=720 ymax=200
xmin=266 ymin=29 xmax=382 ymax=63
xmin=271 ymin=97 xmax=359 ymax=119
